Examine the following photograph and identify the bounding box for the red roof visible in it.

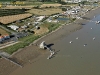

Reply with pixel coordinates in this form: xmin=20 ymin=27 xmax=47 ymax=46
xmin=0 ymin=36 xmax=4 ymax=39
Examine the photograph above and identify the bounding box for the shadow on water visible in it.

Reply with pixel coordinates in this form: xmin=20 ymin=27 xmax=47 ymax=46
xmin=81 ymin=23 xmax=86 ymax=25
xmin=47 ymin=43 xmax=54 ymax=48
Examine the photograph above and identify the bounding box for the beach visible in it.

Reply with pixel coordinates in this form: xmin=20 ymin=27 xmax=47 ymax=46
xmin=0 ymin=6 xmax=100 ymax=75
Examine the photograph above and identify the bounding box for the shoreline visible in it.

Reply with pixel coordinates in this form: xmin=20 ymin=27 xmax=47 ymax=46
xmin=0 ymin=6 xmax=100 ymax=75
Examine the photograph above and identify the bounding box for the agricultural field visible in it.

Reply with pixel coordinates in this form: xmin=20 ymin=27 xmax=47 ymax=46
xmin=26 ymin=8 xmax=63 ymax=15
xmin=3 ymin=6 xmax=34 ymax=9
xmin=0 ymin=13 xmax=32 ymax=24
xmin=0 ymin=9 xmax=29 ymax=17
xmin=40 ymin=3 xmax=61 ymax=8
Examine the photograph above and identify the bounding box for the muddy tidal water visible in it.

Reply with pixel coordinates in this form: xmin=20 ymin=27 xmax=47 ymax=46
xmin=10 ymin=15 xmax=100 ymax=75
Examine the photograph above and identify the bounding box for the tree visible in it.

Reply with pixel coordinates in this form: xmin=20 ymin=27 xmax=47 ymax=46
xmin=62 ymin=7 xmax=67 ymax=11
xmin=80 ymin=1 xmax=90 ymax=5
xmin=57 ymin=0 xmax=61 ymax=3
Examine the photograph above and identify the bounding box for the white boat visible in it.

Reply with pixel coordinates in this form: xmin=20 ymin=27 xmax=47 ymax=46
xmin=93 ymin=37 xmax=95 ymax=40
xmin=96 ymin=21 xmax=100 ymax=24
xmin=84 ymin=44 xmax=87 ymax=46
xmin=69 ymin=41 xmax=73 ymax=43
xmin=76 ymin=37 xmax=79 ymax=39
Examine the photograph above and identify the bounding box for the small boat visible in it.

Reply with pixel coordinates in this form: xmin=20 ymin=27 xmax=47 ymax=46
xmin=93 ymin=37 xmax=95 ymax=40
xmin=76 ymin=37 xmax=79 ymax=39
xmin=84 ymin=44 xmax=87 ymax=46
xmin=69 ymin=41 xmax=73 ymax=43
xmin=96 ymin=21 xmax=100 ymax=24
xmin=91 ymin=28 xmax=93 ymax=29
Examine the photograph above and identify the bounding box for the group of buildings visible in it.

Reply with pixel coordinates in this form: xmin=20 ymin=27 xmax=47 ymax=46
xmin=0 ymin=34 xmax=10 ymax=43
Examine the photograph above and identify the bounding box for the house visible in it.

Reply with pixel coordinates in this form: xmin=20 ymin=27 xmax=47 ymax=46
xmin=36 ymin=16 xmax=45 ymax=22
xmin=52 ymin=15 xmax=59 ymax=18
xmin=0 ymin=36 xmax=4 ymax=42
xmin=33 ymin=22 xmax=39 ymax=26
xmin=8 ymin=25 xmax=19 ymax=30
xmin=27 ymin=23 xmax=31 ymax=25
xmin=3 ymin=34 xmax=10 ymax=39
xmin=46 ymin=18 xmax=52 ymax=22
xmin=21 ymin=25 xmax=27 ymax=29
xmin=66 ymin=10 xmax=78 ymax=15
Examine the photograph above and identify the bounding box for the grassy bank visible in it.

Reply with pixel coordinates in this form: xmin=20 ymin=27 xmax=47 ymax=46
xmin=2 ymin=22 xmax=62 ymax=54
xmin=3 ymin=35 xmax=40 ymax=54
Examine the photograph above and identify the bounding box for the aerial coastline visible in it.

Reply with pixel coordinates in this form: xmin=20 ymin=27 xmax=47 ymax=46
xmin=0 ymin=1 xmax=100 ymax=75
xmin=9 ymin=6 xmax=100 ymax=75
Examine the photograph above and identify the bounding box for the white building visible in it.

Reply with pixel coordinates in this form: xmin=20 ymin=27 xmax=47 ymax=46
xmin=36 ymin=16 xmax=45 ymax=22
xmin=8 ymin=25 xmax=19 ymax=30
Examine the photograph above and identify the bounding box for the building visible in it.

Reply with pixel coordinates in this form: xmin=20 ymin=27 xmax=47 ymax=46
xmin=0 ymin=36 xmax=4 ymax=42
xmin=36 ymin=16 xmax=45 ymax=22
xmin=8 ymin=25 xmax=19 ymax=30
xmin=3 ymin=34 xmax=10 ymax=39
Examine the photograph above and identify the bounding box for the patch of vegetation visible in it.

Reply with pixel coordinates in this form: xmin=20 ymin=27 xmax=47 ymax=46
xmin=42 ymin=22 xmax=61 ymax=32
xmin=48 ymin=23 xmax=61 ymax=32
xmin=70 ymin=18 xmax=76 ymax=22
xmin=33 ymin=5 xmax=40 ymax=9
xmin=79 ymin=1 xmax=91 ymax=5
xmin=61 ymin=7 xmax=67 ymax=11
xmin=3 ymin=35 xmax=40 ymax=54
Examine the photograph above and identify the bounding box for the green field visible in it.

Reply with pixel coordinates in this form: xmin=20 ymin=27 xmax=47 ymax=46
xmin=0 ymin=0 xmax=36 ymax=2
xmin=0 ymin=9 xmax=29 ymax=17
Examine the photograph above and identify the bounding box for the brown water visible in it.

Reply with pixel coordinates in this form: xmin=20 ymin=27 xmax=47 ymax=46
xmin=10 ymin=15 xmax=100 ymax=75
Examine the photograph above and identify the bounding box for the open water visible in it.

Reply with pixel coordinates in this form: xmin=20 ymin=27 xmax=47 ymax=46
xmin=10 ymin=15 xmax=100 ymax=75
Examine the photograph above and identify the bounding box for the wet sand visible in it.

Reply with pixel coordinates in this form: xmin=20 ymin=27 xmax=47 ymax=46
xmin=0 ymin=7 xmax=100 ymax=75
